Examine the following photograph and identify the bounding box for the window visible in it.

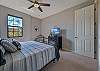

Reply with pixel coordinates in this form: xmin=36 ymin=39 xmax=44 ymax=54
xmin=7 ymin=15 xmax=23 ymax=37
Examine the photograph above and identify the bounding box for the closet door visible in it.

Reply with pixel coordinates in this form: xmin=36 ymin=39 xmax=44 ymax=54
xmin=75 ymin=8 xmax=85 ymax=56
xmin=75 ymin=4 xmax=94 ymax=58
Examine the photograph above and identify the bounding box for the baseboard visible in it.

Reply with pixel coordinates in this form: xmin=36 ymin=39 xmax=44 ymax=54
xmin=60 ymin=48 xmax=72 ymax=52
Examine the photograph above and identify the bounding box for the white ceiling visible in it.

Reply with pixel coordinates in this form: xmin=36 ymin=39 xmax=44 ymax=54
xmin=0 ymin=0 xmax=89 ymax=19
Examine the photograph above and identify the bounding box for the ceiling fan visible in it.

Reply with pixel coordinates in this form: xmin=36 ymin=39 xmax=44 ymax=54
xmin=28 ymin=0 xmax=50 ymax=12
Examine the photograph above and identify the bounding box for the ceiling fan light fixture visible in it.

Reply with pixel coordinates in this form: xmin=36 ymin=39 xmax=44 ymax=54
xmin=34 ymin=4 xmax=39 ymax=7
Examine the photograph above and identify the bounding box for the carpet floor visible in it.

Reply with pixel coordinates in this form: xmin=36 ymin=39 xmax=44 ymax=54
xmin=41 ymin=51 xmax=97 ymax=71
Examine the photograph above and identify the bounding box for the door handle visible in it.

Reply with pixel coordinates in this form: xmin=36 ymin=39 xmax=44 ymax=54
xmin=75 ymin=37 xmax=78 ymax=38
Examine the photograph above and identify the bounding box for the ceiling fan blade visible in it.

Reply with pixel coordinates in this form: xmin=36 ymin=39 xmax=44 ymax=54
xmin=39 ymin=3 xmax=50 ymax=6
xmin=38 ymin=6 xmax=43 ymax=12
xmin=28 ymin=0 xmax=34 ymax=3
xmin=28 ymin=5 xmax=34 ymax=9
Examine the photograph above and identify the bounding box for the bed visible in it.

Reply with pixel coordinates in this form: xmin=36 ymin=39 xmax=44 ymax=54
xmin=0 ymin=41 xmax=56 ymax=71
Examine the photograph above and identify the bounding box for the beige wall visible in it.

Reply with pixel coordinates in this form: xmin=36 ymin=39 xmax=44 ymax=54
xmin=41 ymin=1 xmax=94 ymax=51
xmin=41 ymin=8 xmax=74 ymax=50
xmin=31 ymin=17 xmax=41 ymax=39
xmin=0 ymin=5 xmax=41 ymax=41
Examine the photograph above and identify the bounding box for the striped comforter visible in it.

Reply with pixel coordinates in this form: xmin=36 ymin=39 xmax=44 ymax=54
xmin=0 ymin=41 xmax=55 ymax=71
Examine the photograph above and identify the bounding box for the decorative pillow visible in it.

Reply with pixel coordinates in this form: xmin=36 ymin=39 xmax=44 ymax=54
xmin=2 ymin=38 xmax=13 ymax=42
xmin=1 ymin=40 xmax=17 ymax=53
xmin=12 ymin=40 xmax=21 ymax=50
xmin=0 ymin=45 xmax=5 ymax=55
